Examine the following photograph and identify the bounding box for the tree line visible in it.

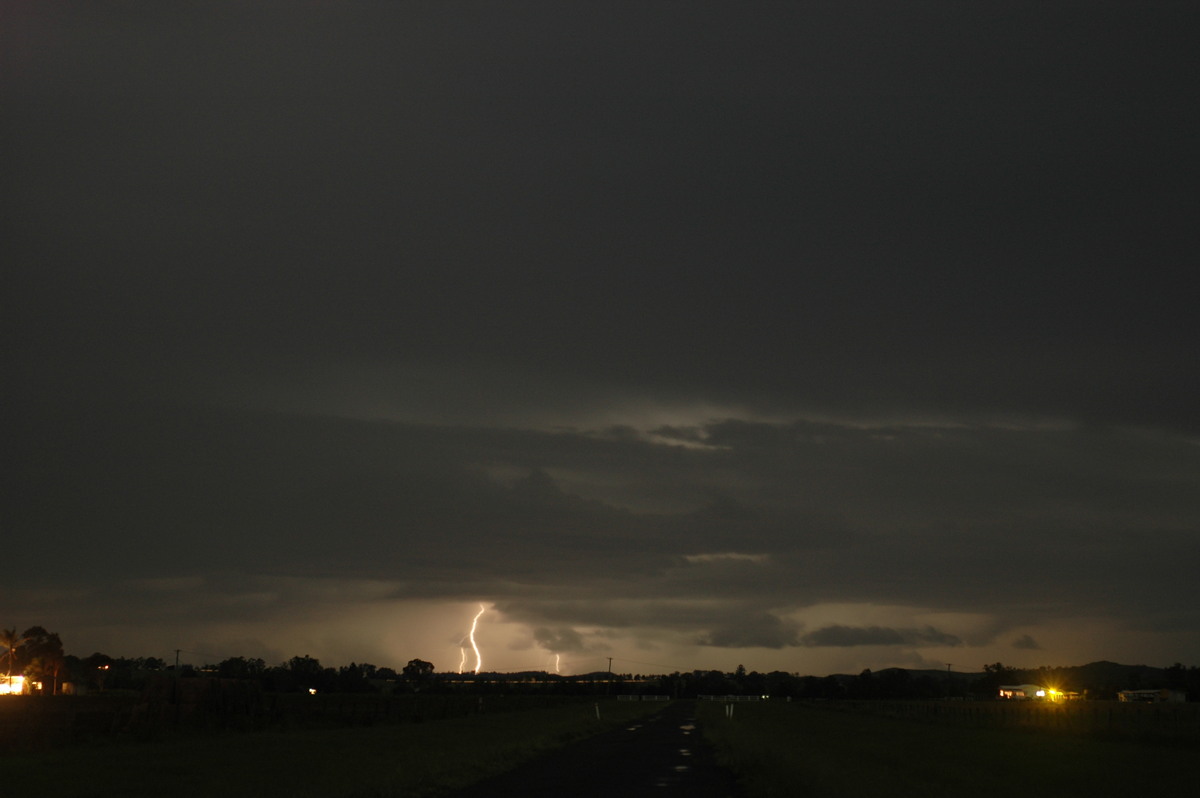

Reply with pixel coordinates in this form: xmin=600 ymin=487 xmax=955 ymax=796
xmin=4 ymin=626 xmax=1196 ymax=699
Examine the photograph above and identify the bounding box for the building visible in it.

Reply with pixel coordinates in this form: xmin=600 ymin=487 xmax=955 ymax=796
xmin=997 ymin=683 xmax=1078 ymax=701
xmin=1118 ymin=689 xmax=1186 ymax=703
xmin=0 ymin=675 xmax=27 ymax=695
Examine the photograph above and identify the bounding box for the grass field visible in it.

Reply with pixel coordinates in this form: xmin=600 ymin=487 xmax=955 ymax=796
xmin=697 ymin=700 xmax=1199 ymax=797
xmin=0 ymin=698 xmax=662 ymax=797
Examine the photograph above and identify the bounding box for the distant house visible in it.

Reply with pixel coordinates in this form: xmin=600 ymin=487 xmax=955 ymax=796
xmin=0 ymin=675 xmax=26 ymax=695
xmin=996 ymin=683 xmax=1078 ymax=700
xmin=1118 ymin=689 xmax=1186 ymax=703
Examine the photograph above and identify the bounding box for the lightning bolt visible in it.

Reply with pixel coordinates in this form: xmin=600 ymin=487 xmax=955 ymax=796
xmin=468 ymin=603 xmax=486 ymax=675
xmin=555 ymin=653 xmax=561 ymax=674
xmin=458 ymin=647 xmax=467 ymax=675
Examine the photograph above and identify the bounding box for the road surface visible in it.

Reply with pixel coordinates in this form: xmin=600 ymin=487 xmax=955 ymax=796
xmin=444 ymin=699 xmax=743 ymax=797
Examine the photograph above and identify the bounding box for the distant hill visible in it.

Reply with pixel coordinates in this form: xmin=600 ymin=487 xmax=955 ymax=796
xmin=1045 ymin=661 xmax=1169 ymax=691
xmin=829 ymin=666 xmax=983 ymax=683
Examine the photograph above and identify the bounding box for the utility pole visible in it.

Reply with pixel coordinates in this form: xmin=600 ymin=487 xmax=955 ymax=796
xmin=172 ymin=649 xmax=182 ymax=727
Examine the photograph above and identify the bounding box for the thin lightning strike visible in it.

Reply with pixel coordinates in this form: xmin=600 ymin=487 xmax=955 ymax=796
xmin=555 ymin=654 xmax=561 ymax=674
xmin=458 ymin=647 xmax=467 ymax=675
xmin=468 ymin=603 xmax=486 ymax=675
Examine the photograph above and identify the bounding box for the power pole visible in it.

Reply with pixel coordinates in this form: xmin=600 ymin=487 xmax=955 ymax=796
xmin=172 ymin=649 xmax=182 ymax=727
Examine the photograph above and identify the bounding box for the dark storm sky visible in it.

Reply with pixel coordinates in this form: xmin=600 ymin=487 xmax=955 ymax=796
xmin=4 ymin=1 xmax=1198 ymax=673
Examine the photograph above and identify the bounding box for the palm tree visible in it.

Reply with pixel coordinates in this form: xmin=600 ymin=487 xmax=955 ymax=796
xmin=1 ymin=627 xmax=22 ymax=686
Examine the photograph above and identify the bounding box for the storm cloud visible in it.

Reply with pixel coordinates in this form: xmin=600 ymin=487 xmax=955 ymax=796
xmin=4 ymin=2 xmax=1198 ymax=675
xmin=800 ymin=626 xmax=963 ymax=649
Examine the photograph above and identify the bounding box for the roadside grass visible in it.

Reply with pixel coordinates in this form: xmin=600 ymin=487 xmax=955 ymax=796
xmin=0 ymin=699 xmax=661 ymax=797
xmin=698 ymin=701 xmax=1198 ymax=797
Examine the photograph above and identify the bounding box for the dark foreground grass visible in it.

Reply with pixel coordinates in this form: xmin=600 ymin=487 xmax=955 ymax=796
xmin=698 ymin=701 xmax=1199 ymax=798
xmin=0 ymin=699 xmax=662 ymax=797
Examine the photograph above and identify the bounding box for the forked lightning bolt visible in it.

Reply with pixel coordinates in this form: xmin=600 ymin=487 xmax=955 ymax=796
xmin=468 ymin=603 xmax=486 ymax=675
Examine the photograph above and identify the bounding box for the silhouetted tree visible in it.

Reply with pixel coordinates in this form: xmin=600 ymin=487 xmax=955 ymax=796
xmin=402 ymin=659 xmax=435 ymax=692
xmin=82 ymin=652 xmax=114 ymax=691
xmin=763 ymin=670 xmax=800 ymax=699
xmin=280 ymin=655 xmax=332 ymax=692
xmin=693 ymin=670 xmax=732 ymax=696
xmin=337 ymin=662 xmax=376 ymax=692
xmin=19 ymin=628 xmax=65 ymax=694
xmin=971 ymin=662 xmax=1019 ymax=697
xmin=847 ymin=669 xmax=876 ymax=699
xmin=0 ymin=628 xmax=22 ymax=684
xmin=1164 ymin=663 xmax=1187 ymax=690
xmin=656 ymin=671 xmax=689 ymax=698
xmin=1160 ymin=663 xmax=1200 ymax=699
xmin=741 ymin=669 xmax=766 ymax=696
xmin=218 ymin=656 xmax=266 ymax=680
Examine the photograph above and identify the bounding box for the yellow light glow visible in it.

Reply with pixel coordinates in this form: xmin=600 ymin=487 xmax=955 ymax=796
xmin=0 ymin=675 xmax=26 ymax=695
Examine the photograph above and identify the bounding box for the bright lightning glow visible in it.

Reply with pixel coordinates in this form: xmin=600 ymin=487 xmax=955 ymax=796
xmin=468 ymin=603 xmax=486 ymax=675
xmin=458 ymin=647 xmax=466 ymax=675
xmin=555 ymin=654 xmax=561 ymax=674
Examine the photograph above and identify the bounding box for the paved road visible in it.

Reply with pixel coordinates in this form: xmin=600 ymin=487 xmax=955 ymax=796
xmin=443 ymin=700 xmax=743 ymax=797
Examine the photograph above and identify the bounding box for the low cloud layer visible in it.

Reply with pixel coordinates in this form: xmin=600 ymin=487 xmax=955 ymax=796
xmin=8 ymin=401 xmax=1197 ymax=671
xmin=800 ymin=626 xmax=963 ymax=648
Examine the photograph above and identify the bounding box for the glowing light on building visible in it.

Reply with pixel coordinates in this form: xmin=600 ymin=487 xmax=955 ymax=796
xmin=0 ymin=675 xmax=26 ymax=695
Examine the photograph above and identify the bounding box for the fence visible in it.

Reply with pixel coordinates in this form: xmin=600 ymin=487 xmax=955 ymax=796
xmin=0 ymin=689 xmax=593 ymax=751
xmin=813 ymin=699 xmax=1200 ymax=742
